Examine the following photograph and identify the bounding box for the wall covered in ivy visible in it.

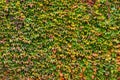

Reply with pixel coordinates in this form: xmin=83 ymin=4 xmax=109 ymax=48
xmin=0 ymin=0 xmax=120 ymax=79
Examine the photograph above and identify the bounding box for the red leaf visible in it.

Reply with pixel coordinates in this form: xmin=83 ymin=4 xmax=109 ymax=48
xmin=87 ymin=0 xmax=96 ymax=6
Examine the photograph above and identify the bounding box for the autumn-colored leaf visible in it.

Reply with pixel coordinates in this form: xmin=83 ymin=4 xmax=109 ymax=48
xmin=59 ymin=71 xmax=65 ymax=80
xmin=49 ymin=34 xmax=54 ymax=39
xmin=29 ymin=3 xmax=34 ymax=8
xmin=6 ymin=0 xmax=9 ymax=3
xmin=87 ymin=0 xmax=96 ymax=6
xmin=0 ymin=39 xmax=6 ymax=44
xmin=92 ymin=53 xmax=98 ymax=57
xmin=52 ymin=48 xmax=57 ymax=53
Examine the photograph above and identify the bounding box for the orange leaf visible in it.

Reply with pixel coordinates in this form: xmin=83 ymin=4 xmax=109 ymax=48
xmin=92 ymin=53 xmax=98 ymax=57
xmin=52 ymin=48 xmax=57 ymax=53
xmin=59 ymin=71 xmax=65 ymax=80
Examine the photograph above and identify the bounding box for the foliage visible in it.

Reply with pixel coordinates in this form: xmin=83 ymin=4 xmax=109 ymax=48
xmin=0 ymin=0 xmax=119 ymax=80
